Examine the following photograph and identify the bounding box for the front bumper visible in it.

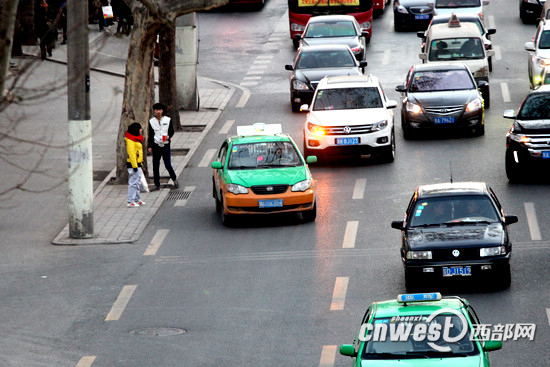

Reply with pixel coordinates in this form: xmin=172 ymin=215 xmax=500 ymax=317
xmin=304 ymin=128 xmax=392 ymax=155
xmin=223 ymin=189 xmax=315 ymax=215
xmin=403 ymin=109 xmax=484 ymax=131
xmin=404 ymin=257 xmax=510 ymax=278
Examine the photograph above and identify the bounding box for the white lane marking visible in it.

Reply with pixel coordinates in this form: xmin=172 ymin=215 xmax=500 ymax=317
xmin=487 ymin=15 xmax=495 ymax=29
xmin=175 ymin=185 xmax=195 ymax=207
xmin=343 ymin=221 xmax=359 ymax=249
xmin=494 ymin=44 xmax=501 ymax=60
xmin=198 ymin=149 xmax=218 ymax=168
xmin=219 ymin=120 xmax=234 ymax=135
xmin=525 ymin=202 xmax=542 ymax=240
xmin=240 ymin=81 xmax=259 ymax=87
xmin=382 ymin=49 xmax=390 ymax=65
xmin=144 ymin=229 xmax=169 ymax=256
xmin=256 ymin=55 xmax=273 ymax=59
xmin=546 ymin=308 xmax=550 ymax=327
xmin=352 ymin=178 xmax=366 ymax=200
xmin=319 ymin=345 xmax=337 ymax=367
xmin=330 ymin=277 xmax=349 ymax=311
xmin=246 ymin=69 xmax=266 ymax=75
xmin=236 ymin=90 xmax=250 ymax=108
xmin=105 ymin=285 xmax=137 ymax=321
xmin=76 ymin=356 xmax=96 ymax=367
xmin=500 ymin=82 xmax=510 ymax=103
xmin=243 ymin=76 xmax=262 ymax=80
xmin=253 ymin=59 xmax=272 ymax=65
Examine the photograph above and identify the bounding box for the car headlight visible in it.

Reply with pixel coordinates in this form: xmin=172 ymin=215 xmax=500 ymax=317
xmin=480 ymin=246 xmax=506 ymax=257
xmin=291 ymin=23 xmax=305 ymax=32
xmin=406 ymin=101 xmax=422 ymax=114
xmin=226 ymin=184 xmax=249 ymax=195
xmin=372 ymin=119 xmax=388 ymax=131
xmin=291 ymin=179 xmax=312 ymax=192
xmin=308 ymin=122 xmax=326 ymax=136
xmin=396 ymin=5 xmax=408 ymax=14
xmin=292 ymin=80 xmax=310 ymax=91
xmin=466 ymin=98 xmax=482 ymax=112
xmin=406 ymin=250 xmax=432 ymax=260
xmin=507 ymin=124 xmax=529 ymax=144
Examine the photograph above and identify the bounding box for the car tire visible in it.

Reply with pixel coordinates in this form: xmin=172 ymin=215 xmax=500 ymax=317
xmin=488 ymin=56 xmax=493 ymax=72
xmin=219 ymin=196 xmax=232 ymax=226
xmin=394 ymin=20 xmax=404 ymax=32
xmin=505 ymin=149 xmax=524 ymax=183
xmin=403 ymin=126 xmax=415 ymax=140
xmin=481 ymin=87 xmax=490 ymax=109
xmin=291 ymin=100 xmax=301 ymax=113
xmin=302 ymin=201 xmax=317 ymax=223
xmin=473 ymin=120 xmax=485 ymax=137
xmin=378 ymin=129 xmax=395 ymax=163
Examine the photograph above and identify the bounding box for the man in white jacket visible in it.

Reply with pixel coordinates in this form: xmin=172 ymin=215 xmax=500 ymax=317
xmin=147 ymin=103 xmax=179 ymax=191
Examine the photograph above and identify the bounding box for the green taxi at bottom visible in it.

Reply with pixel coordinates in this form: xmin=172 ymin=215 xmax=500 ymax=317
xmin=340 ymin=293 xmax=502 ymax=366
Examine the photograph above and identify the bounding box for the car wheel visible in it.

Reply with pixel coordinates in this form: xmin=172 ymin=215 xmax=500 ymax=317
xmin=394 ymin=20 xmax=404 ymax=32
xmin=505 ymin=149 xmax=524 ymax=183
xmin=302 ymin=201 xmax=317 ymax=223
xmin=219 ymin=196 xmax=232 ymax=226
xmin=481 ymin=87 xmax=490 ymax=109
xmin=488 ymin=56 xmax=493 ymax=72
xmin=473 ymin=120 xmax=485 ymax=137
xmin=378 ymin=129 xmax=395 ymax=163
xmin=403 ymin=126 xmax=415 ymax=140
xmin=291 ymin=100 xmax=301 ymax=113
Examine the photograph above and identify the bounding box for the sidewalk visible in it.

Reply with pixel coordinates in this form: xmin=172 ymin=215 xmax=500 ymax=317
xmin=47 ymin=26 xmax=235 ymax=245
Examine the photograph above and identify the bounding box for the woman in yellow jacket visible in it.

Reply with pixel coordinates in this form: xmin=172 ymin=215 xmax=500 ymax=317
xmin=125 ymin=122 xmax=145 ymax=207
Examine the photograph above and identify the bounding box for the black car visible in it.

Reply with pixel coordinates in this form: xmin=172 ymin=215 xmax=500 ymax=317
xmin=393 ymin=0 xmax=433 ymax=32
xmin=285 ymin=44 xmax=367 ymax=112
xmin=391 ymin=182 xmax=519 ymax=290
xmin=395 ymin=63 xmax=486 ymax=139
xmin=504 ymin=84 xmax=550 ymax=182
xmin=519 ymin=0 xmax=545 ymax=23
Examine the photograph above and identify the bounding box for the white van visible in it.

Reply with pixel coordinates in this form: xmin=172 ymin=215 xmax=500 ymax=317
xmin=431 ymin=0 xmax=489 ymax=19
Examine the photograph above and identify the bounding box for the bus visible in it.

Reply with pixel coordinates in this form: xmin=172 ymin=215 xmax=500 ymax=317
xmin=288 ymin=0 xmax=373 ymax=48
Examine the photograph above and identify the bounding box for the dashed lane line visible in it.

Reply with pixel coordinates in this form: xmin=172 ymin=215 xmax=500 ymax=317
xmin=330 ymin=277 xmax=349 ymax=311
xmin=525 ymin=202 xmax=542 ymax=241
xmin=342 ymin=221 xmax=359 ymax=248
xmin=219 ymin=120 xmax=234 ymax=135
xmin=105 ymin=285 xmax=137 ymax=321
xmin=319 ymin=345 xmax=337 ymax=367
xmin=198 ymin=149 xmax=218 ymax=168
xmin=76 ymin=356 xmax=96 ymax=367
xmin=143 ymin=229 xmax=169 ymax=256
xmin=500 ymin=82 xmax=510 ymax=103
xmin=352 ymin=178 xmax=366 ymax=200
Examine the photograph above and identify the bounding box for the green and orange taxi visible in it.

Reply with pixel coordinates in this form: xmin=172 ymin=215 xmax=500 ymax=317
xmin=211 ymin=123 xmax=317 ymax=225
xmin=340 ymin=292 xmax=502 ymax=366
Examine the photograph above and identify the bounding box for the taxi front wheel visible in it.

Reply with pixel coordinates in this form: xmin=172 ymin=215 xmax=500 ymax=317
xmin=219 ymin=197 xmax=232 ymax=226
xmin=302 ymin=201 xmax=317 ymax=223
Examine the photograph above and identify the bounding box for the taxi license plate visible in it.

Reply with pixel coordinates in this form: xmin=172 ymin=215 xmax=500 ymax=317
xmin=434 ymin=116 xmax=455 ymax=124
xmin=259 ymin=199 xmax=283 ymax=208
xmin=415 ymin=14 xmax=430 ymax=20
xmin=542 ymin=151 xmax=550 ymax=159
xmin=443 ymin=266 xmax=472 ymax=277
xmin=336 ymin=137 xmax=360 ymax=145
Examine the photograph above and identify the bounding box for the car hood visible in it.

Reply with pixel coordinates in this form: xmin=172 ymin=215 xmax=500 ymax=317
xmin=225 ymin=166 xmax=310 ymax=187
xmin=398 ymin=0 xmax=434 ymax=7
xmin=360 ymin=356 xmax=482 ymax=367
xmin=535 ymin=49 xmax=550 ymax=58
xmin=308 ymin=108 xmax=391 ymax=126
xmin=516 ymin=119 xmax=550 ymax=130
xmin=302 ymin=37 xmax=360 ymax=48
xmin=406 ymin=223 xmax=505 ymax=249
xmin=296 ymin=67 xmax=362 ymax=84
xmin=407 ymin=90 xmax=478 ymax=106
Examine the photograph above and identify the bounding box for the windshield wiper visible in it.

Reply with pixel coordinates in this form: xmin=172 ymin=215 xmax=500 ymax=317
xmin=406 ymin=350 xmax=467 ymax=358
xmin=445 ymin=220 xmax=492 ymax=226
xmin=363 ymin=352 xmax=412 ymax=360
xmin=412 ymin=223 xmax=444 ymax=228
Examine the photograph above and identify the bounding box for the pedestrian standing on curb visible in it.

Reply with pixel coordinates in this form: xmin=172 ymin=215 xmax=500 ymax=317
xmin=125 ymin=122 xmax=146 ymax=207
xmin=148 ymin=103 xmax=179 ymax=191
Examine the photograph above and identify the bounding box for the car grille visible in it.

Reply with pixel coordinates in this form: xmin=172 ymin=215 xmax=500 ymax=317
xmin=320 ymin=124 xmax=377 ymax=135
xmin=409 ymin=7 xmax=433 ymax=15
xmin=424 ymin=105 xmax=464 ymax=115
xmin=522 ymin=133 xmax=550 ymax=154
xmin=432 ymin=247 xmax=481 ymax=261
xmin=250 ymin=184 xmax=289 ymax=195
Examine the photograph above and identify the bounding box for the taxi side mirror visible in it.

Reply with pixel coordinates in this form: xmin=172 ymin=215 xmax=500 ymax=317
xmin=391 ymin=220 xmax=404 ymax=230
xmin=285 ymin=64 xmax=294 ymax=71
xmin=339 ymin=344 xmax=357 ymax=357
xmin=306 ymin=156 xmax=317 ymax=164
xmin=483 ymin=340 xmax=502 ymax=352
xmin=211 ymin=161 xmax=222 ymax=169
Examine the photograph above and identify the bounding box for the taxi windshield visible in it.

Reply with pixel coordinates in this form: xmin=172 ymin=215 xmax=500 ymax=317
xmin=362 ymin=314 xmax=479 ymax=359
xmin=227 ymin=141 xmax=302 ymax=169
xmin=428 ymin=38 xmax=484 ymax=61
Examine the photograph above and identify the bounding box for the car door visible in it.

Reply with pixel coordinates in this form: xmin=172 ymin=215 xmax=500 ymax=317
xmin=213 ymin=141 xmax=229 ymax=200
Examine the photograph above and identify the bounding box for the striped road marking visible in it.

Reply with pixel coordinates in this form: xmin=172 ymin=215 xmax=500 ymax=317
xmin=198 ymin=149 xmax=218 ymax=168
xmin=525 ymin=202 xmax=542 ymax=240
xmin=500 ymin=82 xmax=510 ymax=103
xmin=330 ymin=277 xmax=349 ymax=311
xmin=219 ymin=120 xmax=234 ymax=135
xmin=105 ymin=285 xmax=137 ymax=321
xmin=352 ymin=178 xmax=366 ymax=200
xmin=144 ymin=229 xmax=169 ymax=256
xmin=546 ymin=308 xmax=550 ymax=326
xmin=343 ymin=221 xmax=359 ymax=249
xmin=76 ymin=356 xmax=96 ymax=367
xmin=494 ymin=45 xmax=501 ymax=60
xmin=382 ymin=49 xmax=390 ymax=65
xmin=236 ymin=89 xmax=251 ymax=108
xmin=319 ymin=345 xmax=337 ymax=367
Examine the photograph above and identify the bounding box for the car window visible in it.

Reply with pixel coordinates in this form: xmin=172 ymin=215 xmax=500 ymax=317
xmin=428 ymin=38 xmax=484 ymax=60
xmin=518 ymin=94 xmax=550 ymax=120
xmin=538 ymin=30 xmax=550 ymax=49
xmin=227 ymin=141 xmax=302 ymax=169
xmin=305 ymin=21 xmax=357 ymax=37
xmin=298 ymin=50 xmax=356 ymax=69
xmin=435 ymin=0 xmax=481 ymax=8
xmin=409 ymin=196 xmax=498 ymax=226
xmin=313 ymin=87 xmax=383 ymax=110
xmin=410 ymin=70 xmax=474 ymax=92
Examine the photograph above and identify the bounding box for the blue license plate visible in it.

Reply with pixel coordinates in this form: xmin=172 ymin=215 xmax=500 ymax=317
xmin=542 ymin=151 xmax=550 ymax=159
xmin=415 ymin=14 xmax=430 ymax=20
xmin=443 ymin=266 xmax=472 ymax=277
xmin=259 ymin=199 xmax=283 ymax=208
xmin=434 ymin=116 xmax=455 ymax=124
xmin=336 ymin=137 xmax=360 ymax=145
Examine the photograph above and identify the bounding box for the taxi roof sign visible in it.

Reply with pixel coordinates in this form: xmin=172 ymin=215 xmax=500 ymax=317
xmin=237 ymin=123 xmax=283 ymax=136
xmin=397 ymin=292 xmax=442 ymax=303
xmin=448 ymin=13 xmax=461 ymax=28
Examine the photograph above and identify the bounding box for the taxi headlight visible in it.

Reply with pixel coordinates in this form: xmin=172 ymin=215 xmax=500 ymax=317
xmin=480 ymin=246 xmax=506 ymax=257
xmin=466 ymin=98 xmax=482 ymax=112
xmin=406 ymin=250 xmax=432 ymax=260
xmin=226 ymin=184 xmax=249 ymax=195
xmin=291 ymin=180 xmax=312 ymax=192
xmin=406 ymin=101 xmax=422 ymax=114
xmin=372 ymin=119 xmax=388 ymax=131
xmin=292 ymin=80 xmax=310 ymax=91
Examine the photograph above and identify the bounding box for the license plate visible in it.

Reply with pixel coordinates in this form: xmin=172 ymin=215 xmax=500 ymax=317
xmin=415 ymin=14 xmax=430 ymax=20
xmin=434 ymin=116 xmax=455 ymax=124
xmin=259 ymin=199 xmax=283 ymax=208
xmin=542 ymin=151 xmax=550 ymax=159
xmin=443 ymin=266 xmax=472 ymax=277
xmin=336 ymin=137 xmax=360 ymax=145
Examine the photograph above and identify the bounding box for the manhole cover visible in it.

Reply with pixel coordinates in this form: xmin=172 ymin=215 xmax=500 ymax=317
xmin=130 ymin=327 xmax=187 ymax=337
xmin=167 ymin=191 xmax=192 ymax=201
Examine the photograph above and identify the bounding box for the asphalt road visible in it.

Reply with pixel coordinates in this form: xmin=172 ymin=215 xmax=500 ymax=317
xmin=2 ymin=0 xmax=550 ymax=365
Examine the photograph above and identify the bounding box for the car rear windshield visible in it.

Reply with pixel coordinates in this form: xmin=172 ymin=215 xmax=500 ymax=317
xmin=305 ymin=21 xmax=357 ymax=38
xmin=518 ymin=94 xmax=550 ymax=120
xmin=227 ymin=141 xmax=302 ymax=169
xmin=435 ymin=0 xmax=481 ymax=8
xmin=428 ymin=38 xmax=484 ymax=61
xmin=410 ymin=70 xmax=475 ymax=92
xmin=298 ymin=50 xmax=356 ymax=69
xmin=313 ymin=87 xmax=382 ymax=110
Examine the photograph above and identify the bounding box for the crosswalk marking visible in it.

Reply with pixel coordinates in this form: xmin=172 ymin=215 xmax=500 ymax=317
xmin=500 ymin=82 xmax=510 ymax=103
xmin=105 ymin=285 xmax=137 ymax=321
xmin=219 ymin=120 xmax=234 ymax=135
xmin=76 ymin=356 xmax=96 ymax=367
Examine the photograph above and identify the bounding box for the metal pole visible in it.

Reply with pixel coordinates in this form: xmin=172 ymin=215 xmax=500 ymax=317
xmin=176 ymin=13 xmax=199 ymax=110
xmin=67 ymin=0 xmax=94 ymax=238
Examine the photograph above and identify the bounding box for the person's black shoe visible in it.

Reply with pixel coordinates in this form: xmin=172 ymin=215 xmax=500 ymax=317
xmin=149 ymin=186 xmax=160 ymax=192
xmin=173 ymin=180 xmax=179 ymax=189
xmin=41 ymin=52 xmax=46 ymax=60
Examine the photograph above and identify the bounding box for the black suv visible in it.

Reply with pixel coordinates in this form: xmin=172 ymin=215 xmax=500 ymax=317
xmin=504 ymin=85 xmax=550 ymax=182
xmin=391 ymin=182 xmax=518 ymax=290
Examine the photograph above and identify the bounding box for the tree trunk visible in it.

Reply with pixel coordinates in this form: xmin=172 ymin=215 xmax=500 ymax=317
xmin=0 ymin=0 xmax=18 ymax=101
xmin=158 ymin=23 xmax=181 ymax=130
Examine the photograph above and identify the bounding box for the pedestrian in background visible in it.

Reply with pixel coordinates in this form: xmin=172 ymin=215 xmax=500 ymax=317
xmin=35 ymin=0 xmax=57 ymax=60
xmin=125 ymin=122 xmax=145 ymax=207
xmin=148 ymin=103 xmax=179 ymax=191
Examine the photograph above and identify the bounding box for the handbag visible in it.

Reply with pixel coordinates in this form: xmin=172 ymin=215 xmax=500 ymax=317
xmin=140 ymin=171 xmax=149 ymax=193
xmin=102 ymin=5 xmax=114 ymax=19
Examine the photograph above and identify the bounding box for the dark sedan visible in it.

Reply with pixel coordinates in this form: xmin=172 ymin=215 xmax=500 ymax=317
xmin=391 ymin=182 xmax=518 ymax=291
xmin=285 ymin=44 xmax=367 ymax=112
xmin=393 ymin=0 xmax=433 ymax=32
xmin=395 ymin=63 xmax=486 ymax=139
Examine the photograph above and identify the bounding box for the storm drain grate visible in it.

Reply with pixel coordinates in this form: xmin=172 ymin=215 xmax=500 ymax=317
xmin=130 ymin=327 xmax=187 ymax=337
xmin=167 ymin=191 xmax=192 ymax=201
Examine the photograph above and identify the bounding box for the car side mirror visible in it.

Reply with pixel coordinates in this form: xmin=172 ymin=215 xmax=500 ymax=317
xmin=306 ymin=156 xmax=317 ymax=164
xmin=476 ymin=80 xmax=489 ymax=88
xmin=419 ymin=53 xmax=427 ymax=61
xmin=503 ymin=109 xmax=516 ymax=119
xmin=486 ymin=49 xmax=495 ymax=57
xmin=359 ymin=60 xmax=368 ymax=72
xmin=339 ymin=344 xmax=357 ymax=357
xmin=524 ymin=41 xmax=535 ymax=52
xmin=391 ymin=220 xmax=404 ymax=230
xmin=395 ymin=85 xmax=406 ymax=93
xmin=293 ymin=34 xmax=302 ymax=41
xmin=483 ymin=340 xmax=502 ymax=352
xmin=504 ymin=215 xmax=519 ymax=225
xmin=427 ymin=2 xmax=434 ymax=8
xmin=387 ymin=100 xmax=398 ymax=109
xmin=417 ymin=31 xmax=425 ymax=38
xmin=285 ymin=64 xmax=294 ymax=71
xmin=300 ymin=104 xmax=310 ymax=112
xmin=487 ymin=28 xmax=496 ymax=35
xmin=361 ymin=31 xmax=370 ymax=38
xmin=482 ymin=0 xmax=490 ymax=5
xmin=211 ymin=161 xmax=222 ymax=169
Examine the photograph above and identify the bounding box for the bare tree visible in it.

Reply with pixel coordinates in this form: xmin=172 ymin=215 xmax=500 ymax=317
xmin=0 ymin=0 xmax=19 ymax=101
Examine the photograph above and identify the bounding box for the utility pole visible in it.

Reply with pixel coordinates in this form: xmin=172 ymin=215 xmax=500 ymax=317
xmin=67 ymin=0 xmax=93 ymax=238
xmin=176 ymin=13 xmax=199 ymax=110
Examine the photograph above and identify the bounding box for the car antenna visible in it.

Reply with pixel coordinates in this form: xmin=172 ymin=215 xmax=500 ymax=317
xmin=449 ymin=161 xmax=453 ymax=183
